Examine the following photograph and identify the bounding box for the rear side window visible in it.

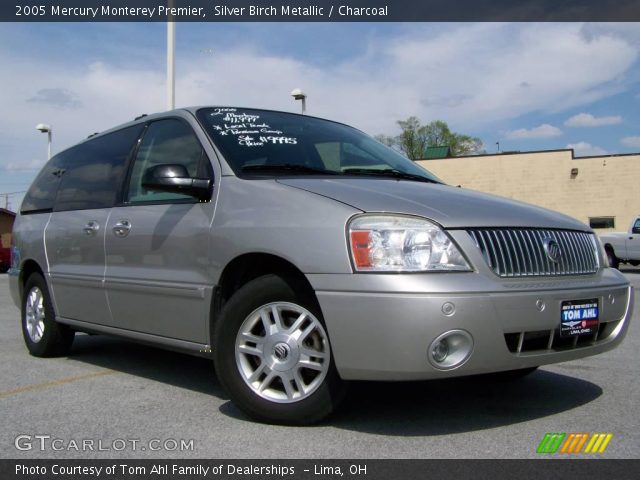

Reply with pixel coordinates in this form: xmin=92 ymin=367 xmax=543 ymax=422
xmin=54 ymin=125 xmax=143 ymax=212
xmin=21 ymin=156 xmax=65 ymax=214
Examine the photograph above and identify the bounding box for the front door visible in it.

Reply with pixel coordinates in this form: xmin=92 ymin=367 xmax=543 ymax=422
xmin=104 ymin=118 xmax=215 ymax=343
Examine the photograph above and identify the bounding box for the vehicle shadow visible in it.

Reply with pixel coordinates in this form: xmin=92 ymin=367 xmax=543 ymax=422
xmin=220 ymin=369 xmax=603 ymax=435
xmin=619 ymin=267 xmax=640 ymax=274
xmin=69 ymin=335 xmax=603 ymax=436
xmin=68 ymin=334 xmax=227 ymax=399
xmin=327 ymin=370 xmax=602 ymax=436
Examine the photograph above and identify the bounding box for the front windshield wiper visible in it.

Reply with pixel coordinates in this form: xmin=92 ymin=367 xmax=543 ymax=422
xmin=241 ymin=164 xmax=340 ymax=175
xmin=342 ymin=168 xmax=440 ymax=184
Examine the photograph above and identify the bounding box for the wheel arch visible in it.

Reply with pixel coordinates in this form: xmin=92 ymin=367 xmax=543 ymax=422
xmin=211 ymin=253 xmax=319 ymax=341
xmin=19 ymin=259 xmax=46 ymax=300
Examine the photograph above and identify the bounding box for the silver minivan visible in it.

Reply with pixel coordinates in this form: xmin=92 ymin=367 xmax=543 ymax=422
xmin=9 ymin=107 xmax=633 ymax=424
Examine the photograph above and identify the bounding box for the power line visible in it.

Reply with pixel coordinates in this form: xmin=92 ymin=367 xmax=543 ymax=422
xmin=0 ymin=191 xmax=26 ymax=210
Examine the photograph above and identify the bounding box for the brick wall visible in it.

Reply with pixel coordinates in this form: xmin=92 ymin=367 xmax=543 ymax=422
xmin=0 ymin=212 xmax=15 ymax=248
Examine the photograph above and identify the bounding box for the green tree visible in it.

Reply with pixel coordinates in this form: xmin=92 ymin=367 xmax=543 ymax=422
xmin=378 ymin=118 xmax=484 ymax=160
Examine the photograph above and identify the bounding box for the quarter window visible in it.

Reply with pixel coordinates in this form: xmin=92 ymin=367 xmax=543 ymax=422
xmin=21 ymin=156 xmax=65 ymax=214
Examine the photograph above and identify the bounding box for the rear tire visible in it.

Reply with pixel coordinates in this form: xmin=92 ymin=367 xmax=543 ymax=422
xmin=22 ymin=273 xmax=74 ymax=357
xmin=213 ymin=274 xmax=346 ymax=425
xmin=606 ymin=249 xmax=620 ymax=269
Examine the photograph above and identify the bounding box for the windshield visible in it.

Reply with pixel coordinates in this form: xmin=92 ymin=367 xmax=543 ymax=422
xmin=196 ymin=107 xmax=442 ymax=183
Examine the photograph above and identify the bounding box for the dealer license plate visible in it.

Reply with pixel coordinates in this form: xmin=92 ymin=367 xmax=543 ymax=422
xmin=560 ymin=299 xmax=599 ymax=337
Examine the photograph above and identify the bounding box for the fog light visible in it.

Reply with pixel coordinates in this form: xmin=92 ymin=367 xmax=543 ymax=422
xmin=428 ymin=330 xmax=474 ymax=370
xmin=431 ymin=339 xmax=449 ymax=363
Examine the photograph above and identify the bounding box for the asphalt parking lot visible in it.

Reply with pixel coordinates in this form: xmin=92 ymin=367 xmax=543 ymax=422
xmin=0 ymin=271 xmax=638 ymax=459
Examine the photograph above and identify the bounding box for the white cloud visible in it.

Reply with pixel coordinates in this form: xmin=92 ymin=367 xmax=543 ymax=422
xmin=4 ymin=159 xmax=47 ymax=172
xmin=566 ymin=142 xmax=608 ymax=156
xmin=621 ymin=136 xmax=640 ymax=148
xmin=381 ymin=23 xmax=637 ymax=125
xmin=505 ymin=124 xmax=563 ymax=140
xmin=564 ymin=112 xmax=622 ymax=127
xmin=27 ymin=88 xmax=83 ymax=109
xmin=0 ymin=22 xmax=638 ymax=178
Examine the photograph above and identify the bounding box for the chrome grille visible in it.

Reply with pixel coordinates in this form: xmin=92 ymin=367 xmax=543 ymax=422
xmin=467 ymin=229 xmax=599 ymax=277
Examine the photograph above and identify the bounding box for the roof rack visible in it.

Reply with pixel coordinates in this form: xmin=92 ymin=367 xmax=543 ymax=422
xmin=87 ymin=132 xmax=100 ymax=138
xmin=134 ymin=114 xmax=148 ymax=121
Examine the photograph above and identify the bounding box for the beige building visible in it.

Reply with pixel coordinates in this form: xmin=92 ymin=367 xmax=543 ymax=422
xmin=417 ymin=149 xmax=640 ymax=233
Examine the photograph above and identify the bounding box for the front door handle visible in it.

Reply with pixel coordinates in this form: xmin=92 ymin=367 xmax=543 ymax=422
xmin=113 ymin=220 xmax=131 ymax=237
xmin=83 ymin=221 xmax=100 ymax=236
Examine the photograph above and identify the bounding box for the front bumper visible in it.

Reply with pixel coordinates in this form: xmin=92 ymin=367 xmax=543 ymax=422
xmin=308 ymin=268 xmax=633 ymax=381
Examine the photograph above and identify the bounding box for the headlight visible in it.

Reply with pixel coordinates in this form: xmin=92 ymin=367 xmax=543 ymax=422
xmin=348 ymin=215 xmax=471 ymax=272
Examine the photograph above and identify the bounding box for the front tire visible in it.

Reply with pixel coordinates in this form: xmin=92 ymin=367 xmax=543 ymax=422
xmin=22 ymin=273 xmax=74 ymax=357
xmin=214 ymin=274 xmax=346 ymax=425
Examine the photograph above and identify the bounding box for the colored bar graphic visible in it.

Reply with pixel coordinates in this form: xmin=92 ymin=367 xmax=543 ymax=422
xmin=537 ymin=433 xmax=566 ymax=453
xmin=560 ymin=434 xmax=576 ymax=453
xmin=538 ymin=433 xmax=613 ymax=454
xmin=573 ymin=433 xmax=589 ymax=453
xmin=560 ymin=433 xmax=589 ymax=453
xmin=584 ymin=433 xmax=613 ymax=454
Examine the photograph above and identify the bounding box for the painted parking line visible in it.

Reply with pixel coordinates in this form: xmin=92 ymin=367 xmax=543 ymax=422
xmin=0 ymin=370 xmax=117 ymax=399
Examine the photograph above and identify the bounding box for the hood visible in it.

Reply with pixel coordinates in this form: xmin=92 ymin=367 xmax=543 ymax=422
xmin=276 ymin=178 xmax=589 ymax=230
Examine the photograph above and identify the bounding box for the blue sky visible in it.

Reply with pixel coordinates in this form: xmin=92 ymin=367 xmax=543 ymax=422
xmin=1 ymin=22 xmax=639 ymax=210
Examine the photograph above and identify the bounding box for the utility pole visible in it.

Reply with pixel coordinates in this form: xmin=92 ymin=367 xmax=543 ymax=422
xmin=167 ymin=0 xmax=176 ymax=110
xmin=0 ymin=191 xmax=26 ymax=211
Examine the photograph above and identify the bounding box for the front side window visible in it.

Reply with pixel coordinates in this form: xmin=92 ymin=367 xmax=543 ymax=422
xmin=196 ymin=107 xmax=442 ymax=183
xmin=125 ymin=119 xmax=209 ymax=204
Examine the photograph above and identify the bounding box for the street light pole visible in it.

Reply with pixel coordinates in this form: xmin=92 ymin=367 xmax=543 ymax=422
xmin=36 ymin=124 xmax=52 ymax=160
xmin=290 ymin=88 xmax=307 ymax=115
xmin=166 ymin=0 xmax=176 ymax=110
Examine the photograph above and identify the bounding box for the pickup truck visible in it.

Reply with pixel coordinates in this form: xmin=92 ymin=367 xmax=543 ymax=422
xmin=600 ymin=216 xmax=640 ymax=269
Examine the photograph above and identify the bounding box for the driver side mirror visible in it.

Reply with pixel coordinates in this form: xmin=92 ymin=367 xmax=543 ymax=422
xmin=141 ymin=164 xmax=212 ymax=202
xmin=632 ymin=226 xmax=640 ymax=235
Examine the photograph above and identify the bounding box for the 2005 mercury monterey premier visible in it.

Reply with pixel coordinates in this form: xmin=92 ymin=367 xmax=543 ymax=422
xmin=9 ymin=107 xmax=633 ymax=424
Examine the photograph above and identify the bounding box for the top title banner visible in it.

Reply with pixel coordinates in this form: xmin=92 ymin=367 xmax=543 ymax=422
xmin=4 ymin=0 xmax=640 ymax=22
